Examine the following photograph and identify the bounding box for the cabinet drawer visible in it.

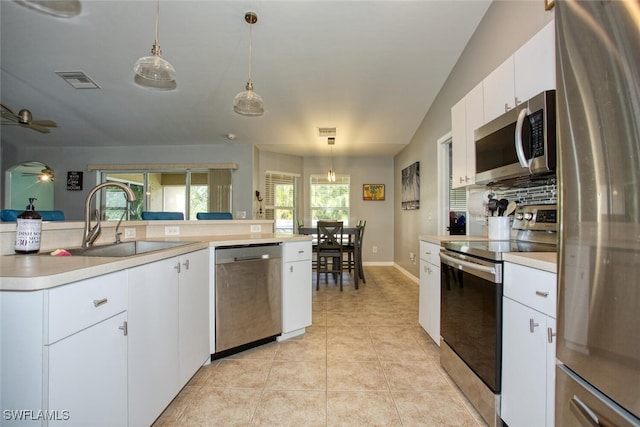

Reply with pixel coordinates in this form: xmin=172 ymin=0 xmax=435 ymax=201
xmin=504 ymin=262 xmax=557 ymax=318
xmin=419 ymin=241 xmax=441 ymax=266
xmin=284 ymin=241 xmax=312 ymax=262
xmin=48 ymin=270 xmax=128 ymax=343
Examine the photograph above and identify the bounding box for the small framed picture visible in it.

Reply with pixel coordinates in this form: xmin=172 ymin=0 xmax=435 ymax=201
xmin=363 ymin=184 xmax=385 ymax=201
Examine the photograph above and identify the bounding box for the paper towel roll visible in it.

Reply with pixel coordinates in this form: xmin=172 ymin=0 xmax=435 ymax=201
xmin=468 ymin=190 xmax=492 ymax=217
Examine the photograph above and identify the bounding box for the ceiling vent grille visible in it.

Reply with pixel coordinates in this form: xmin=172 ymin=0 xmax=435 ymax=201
xmin=56 ymin=71 xmax=100 ymax=89
xmin=318 ymin=127 xmax=336 ymax=137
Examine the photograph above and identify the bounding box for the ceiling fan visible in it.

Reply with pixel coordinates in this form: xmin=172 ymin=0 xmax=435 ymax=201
xmin=0 ymin=103 xmax=57 ymax=133
xmin=16 ymin=161 xmax=55 ymax=182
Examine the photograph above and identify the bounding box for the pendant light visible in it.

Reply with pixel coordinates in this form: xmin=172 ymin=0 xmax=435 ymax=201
xmin=327 ymin=138 xmax=336 ymax=182
xmin=233 ymin=12 xmax=264 ymax=116
xmin=133 ymin=0 xmax=176 ymax=83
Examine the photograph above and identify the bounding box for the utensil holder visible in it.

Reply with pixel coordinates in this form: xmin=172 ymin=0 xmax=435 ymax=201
xmin=488 ymin=216 xmax=511 ymax=240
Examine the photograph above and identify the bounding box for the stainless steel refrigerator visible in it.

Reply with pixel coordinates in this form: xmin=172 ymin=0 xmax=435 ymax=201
xmin=556 ymin=0 xmax=640 ymax=425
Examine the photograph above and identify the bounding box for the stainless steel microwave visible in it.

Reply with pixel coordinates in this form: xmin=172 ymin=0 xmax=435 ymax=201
xmin=475 ymin=90 xmax=556 ymax=185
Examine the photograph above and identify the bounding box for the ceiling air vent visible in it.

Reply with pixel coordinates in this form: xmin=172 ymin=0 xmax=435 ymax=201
xmin=318 ymin=127 xmax=336 ymax=138
xmin=56 ymin=71 xmax=100 ymax=89
xmin=327 ymin=137 xmax=335 ymax=145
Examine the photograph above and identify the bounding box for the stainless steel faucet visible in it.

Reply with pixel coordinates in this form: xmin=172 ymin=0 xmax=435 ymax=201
xmin=82 ymin=182 xmax=137 ymax=248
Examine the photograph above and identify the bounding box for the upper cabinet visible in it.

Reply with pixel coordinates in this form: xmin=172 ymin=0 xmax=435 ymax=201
xmin=451 ymin=82 xmax=484 ymax=189
xmin=484 ymin=20 xmax=556 ymax=123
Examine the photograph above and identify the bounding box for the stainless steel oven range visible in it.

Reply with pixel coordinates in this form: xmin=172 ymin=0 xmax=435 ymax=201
xmin=439 ymin=204 xmax=557 ymax=427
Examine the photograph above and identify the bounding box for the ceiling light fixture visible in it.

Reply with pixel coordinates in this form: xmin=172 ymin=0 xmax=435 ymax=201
xmin=233 ymin=12 xmax=264 ymax=117
xmin=327 ymin=137 xmax=336 ymax=182
xmin=133 ymin=0 xmax=176 ymax=83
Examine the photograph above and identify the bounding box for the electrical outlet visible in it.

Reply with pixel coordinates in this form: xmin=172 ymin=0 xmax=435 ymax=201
xmin=124 ymin=228 xmax=136 ymax=239
xmin=372 ymin=246 xmax=378 ymax=254
xmin=236 ymin=211 xmax=246 ymax=219
xmin=250 ymin=224 xmax=261 ymax=233
xmin=165 ymin=226 xmax=180 ymax=236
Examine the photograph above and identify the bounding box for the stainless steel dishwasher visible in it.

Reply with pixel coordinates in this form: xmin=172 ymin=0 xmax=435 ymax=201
xmin=214 ymin=243 xmax=282 ymax=356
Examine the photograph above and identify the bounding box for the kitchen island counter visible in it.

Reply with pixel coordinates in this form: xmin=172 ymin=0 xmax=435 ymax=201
xmin=0 ymin=233 xmax=311 ymax=291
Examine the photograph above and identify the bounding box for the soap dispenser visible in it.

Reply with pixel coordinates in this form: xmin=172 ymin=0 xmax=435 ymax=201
xmin=15 ymin=198 xmax=42 ymax=254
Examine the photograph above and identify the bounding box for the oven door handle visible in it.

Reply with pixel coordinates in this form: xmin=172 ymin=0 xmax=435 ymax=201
xmin=440 ymin=252 xmax=497 ymax=277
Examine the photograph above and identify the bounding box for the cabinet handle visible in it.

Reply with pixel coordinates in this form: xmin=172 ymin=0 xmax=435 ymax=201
xmin=182 ymin=259 xmax=190 ymax=270
xmin=569 ymin=396 xmax=609 ymax=427
xmin=504 ymin=103 xmax=511 ymax=112
xmin=465 ymin=176 xmax=472 ymax=182
xmin=174 ymin=262 xmax=181 ymax=273
xmin=298 ymin=250 xmax=305 ymax=254
xmin=515 ymin=96 xmax=522 ymax=106
xmin=529 ymin=318 xmax=539 ymax=333
xmin=459 ymin=176 xmax=465 ymax=184
xmin=289 ymin=265 xmax=294 ymax=272
xmin=119 ymin=321 xmax=128 ymax=336
xmin=93 ymin=298 xmax=108 ymax=307
xmin=547 ymin=327 xmax=556 ymax=343
xmin=535 ymin=290 xmax=549 ymax=298
xmin=425 ymin=251 xmax=431 ymax=255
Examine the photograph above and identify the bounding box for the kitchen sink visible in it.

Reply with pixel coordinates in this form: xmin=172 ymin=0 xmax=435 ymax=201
xmin=63 ymin=240 xmax=196 ymax=257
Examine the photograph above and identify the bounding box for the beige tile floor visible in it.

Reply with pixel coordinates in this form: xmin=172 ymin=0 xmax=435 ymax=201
xmin=154 ymin=266 xmax=487 ymax=426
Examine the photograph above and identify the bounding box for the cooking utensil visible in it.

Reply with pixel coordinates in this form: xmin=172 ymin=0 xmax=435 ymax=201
xmin=504 ymin=201 xmax=517 ymax=217
xmin=498 ymin=199 xmax=509 ymax=216
xmin=487 ymin=198 xmax=498 ymax=217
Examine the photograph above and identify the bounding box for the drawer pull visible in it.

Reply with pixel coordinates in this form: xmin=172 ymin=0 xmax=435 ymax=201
xmin=535 ymin=290 xmax=549 ymax=298
xmin=93 ymin=298 xmax=108 ymax=307
xmin=298 ymin=250 xmax=305 ymax=254
xmin=182 ymin=259 xmax=190 ymax=270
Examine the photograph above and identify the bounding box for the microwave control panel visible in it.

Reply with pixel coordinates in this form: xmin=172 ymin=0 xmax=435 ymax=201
xmin=529 ymin=109 xmax=545 ymax=158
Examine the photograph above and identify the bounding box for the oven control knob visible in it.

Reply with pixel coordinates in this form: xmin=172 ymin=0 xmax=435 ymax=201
xmin=523 ymin=212 xmax=534 ymax=221
xmin=515 ymin=213 xmax=524 ymax=220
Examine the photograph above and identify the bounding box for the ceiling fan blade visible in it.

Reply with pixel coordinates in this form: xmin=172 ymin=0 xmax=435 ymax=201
xmin=20 ymin=122 xmax=51 ymax=133
xmin=33 ymin=120 xmax=57 ymax=128
xmin=0 ymin=108 xmax=20 ymax=123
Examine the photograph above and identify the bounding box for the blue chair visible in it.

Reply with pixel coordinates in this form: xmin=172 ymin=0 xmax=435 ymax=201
xmin=196 ymin=212 xmax=233 ymax=220
xmin=0 ymin=209 xmax=66 ymax=222
xmin=141 ymin=211 xmax=184 ymax=220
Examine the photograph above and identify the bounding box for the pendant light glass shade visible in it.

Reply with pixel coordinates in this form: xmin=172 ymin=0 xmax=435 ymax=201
xmin=134 ymin=0 xmax=176 ymax=83
xmin=234 ymin=12 xmax=264 ymax=116
xmin=233 ymin=80 xmax=264 ymax=116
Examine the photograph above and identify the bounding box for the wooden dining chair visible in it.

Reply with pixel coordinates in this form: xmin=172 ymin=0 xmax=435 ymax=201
xmin=316 ymin=220 xmax=344 ymax=291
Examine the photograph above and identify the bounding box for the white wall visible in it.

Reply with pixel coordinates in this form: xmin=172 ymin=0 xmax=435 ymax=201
xmin=394 ymin=1 xmax=555 ymax=277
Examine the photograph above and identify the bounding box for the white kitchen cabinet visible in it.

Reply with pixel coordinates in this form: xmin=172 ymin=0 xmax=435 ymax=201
xmin=281 ymin=240 xmax=313 ymax=336
xmin=178 ymin=249 xmax=210 ymax=385
xmin=48 ymin=312 xmax=128 ymax=426
xmin=0 ymin=270 xmax=128 ymax=427
xmin=451 ymin=81 xmax=484 ymax=188
xmin=418 ymin=240 xmax=441 ymax=345
xmin=128 ymin=249 xmax=209 ymax=427
xmin=483 ymin=20 xmax=555 ymax=123
xmin=501 ymin=262 xmax=557 ymax=427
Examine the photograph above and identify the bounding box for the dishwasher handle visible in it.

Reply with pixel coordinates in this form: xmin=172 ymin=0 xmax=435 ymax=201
xmin=234 ymin=254 xmax=272 ymax=262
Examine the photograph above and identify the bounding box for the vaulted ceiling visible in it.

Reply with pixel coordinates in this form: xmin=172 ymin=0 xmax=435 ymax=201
xmin=0 ymin=0 xmax=490 ymax=157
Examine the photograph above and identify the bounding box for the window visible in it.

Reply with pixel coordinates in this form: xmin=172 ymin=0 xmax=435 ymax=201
xmin=99 ymin=168 xmax=232 ymax=220
xmin=310 ymin=174 xmax=350 ymax=226
xmin=265 ymin=172 xmax=298 ymax=234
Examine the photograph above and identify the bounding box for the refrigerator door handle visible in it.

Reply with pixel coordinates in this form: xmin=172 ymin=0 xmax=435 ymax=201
xmin=570 ymin=395 xmax=616 ymax=427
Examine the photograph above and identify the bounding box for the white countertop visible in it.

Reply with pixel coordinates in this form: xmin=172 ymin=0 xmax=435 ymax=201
xmin=0 ymin=233 xmax=311 ymax=292
xmin=419 ymin=234 xmax=557 ymax=273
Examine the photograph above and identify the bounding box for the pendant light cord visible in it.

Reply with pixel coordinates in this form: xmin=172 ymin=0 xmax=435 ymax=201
xmin=155 ymin=0 xmax=160 ymax=45
xmin=248 ymin=21 xmax=253 ymax=82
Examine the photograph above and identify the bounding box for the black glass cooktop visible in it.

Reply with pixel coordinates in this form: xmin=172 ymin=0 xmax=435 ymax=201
xmin=442 ymin=239 xmax=557 ymax=261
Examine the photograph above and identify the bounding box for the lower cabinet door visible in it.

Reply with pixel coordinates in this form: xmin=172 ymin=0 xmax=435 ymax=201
xmin=48 ymin=312 xmax=128 ymax=427
xmin=128 ymin=258 xmax=180 ymax=427
xmin=501 ymin=297 xmax=548 ymax=426
xmin=282 ymin=259 xmax=312 ymax=333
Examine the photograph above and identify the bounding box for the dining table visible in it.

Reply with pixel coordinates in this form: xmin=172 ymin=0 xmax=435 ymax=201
xmin=298 ymin=226 xmax=362 ymax=290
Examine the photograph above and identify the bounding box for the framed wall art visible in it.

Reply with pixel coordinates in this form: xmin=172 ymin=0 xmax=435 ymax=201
xmin=401 ymin=161 xmax=420 ymax=210
xmin=363 ymin=184 xmax=385 ymax=201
